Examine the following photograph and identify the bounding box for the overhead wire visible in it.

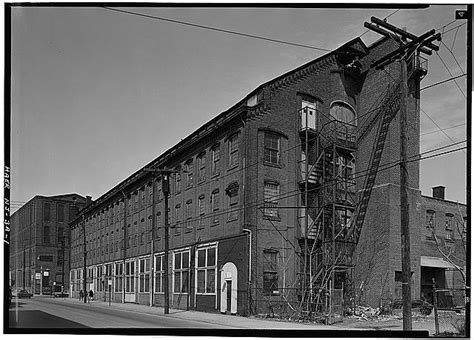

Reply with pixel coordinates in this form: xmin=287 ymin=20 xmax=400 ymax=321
xmin=435 ymin=51 xmax=466 ymax=98
xmin=101 ymin=6 xmax=331 ymax=52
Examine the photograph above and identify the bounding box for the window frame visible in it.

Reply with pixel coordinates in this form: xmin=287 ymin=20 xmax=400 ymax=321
xmin=263 ymin=181 xmax=280 ymax=218
xmin=263 ymin=249 xmax=279 ymax=296
xmin=227 ymin=133 xmax=239 ymax=169
xmin=138 ymin=257 xmax=151 ymax=293
xmin=154 ymin=254 xmax=164 ymax=293
xmin=211 ymin=144 xmax=221 ymax=177
xmin=264 ymin=132 xmax=281 ymax=165
xmin=195 ymin=245 xmax=217 ymax=295
xmin=173 ymin=249 xmax=190 ymax=294
xmin=198 ymin=153 xmax=206 ymax=183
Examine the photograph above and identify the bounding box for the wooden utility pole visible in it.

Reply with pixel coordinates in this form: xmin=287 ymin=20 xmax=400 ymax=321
xmin=364 ymin=17 xmax=441 ymax=331
xmin=399 ymin=55 xmax=412 ymax=329
xmin=144 ymin=167 xmax=180 ymax=315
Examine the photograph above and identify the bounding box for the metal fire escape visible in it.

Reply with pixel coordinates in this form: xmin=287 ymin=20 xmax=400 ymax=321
xmin=296 ymin=53 xmax=427 ymax=321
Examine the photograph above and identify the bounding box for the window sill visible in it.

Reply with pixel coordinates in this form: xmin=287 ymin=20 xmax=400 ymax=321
xmin=445 ymin=239 xmax=455 ymax=243
xmin=197 ymin=225 xmax=205 ymax=230
xmin=210 ymin=172 xmax=220 ymax=179
xmin=185 ymin=228 xmax=192 ymax=233
xmin=263 ymin=215 xmax=281 ymax=221
xmin=210 ymin=223 xmax=219 ymax=227
xmin=185 ymin=185 xmax=193 ymax=191
xmin=227 ymin=218 xmax=238 ymax=223
xmin=227 ymin=164 xmax=239 ymax=172
xmin=263 ymin=161 xmax=282 ymax=169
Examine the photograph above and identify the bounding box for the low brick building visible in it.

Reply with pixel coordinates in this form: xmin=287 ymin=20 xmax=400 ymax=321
xmin=9 ymin=194 xmax=87 ymax=295
xmin=68 ymin=35 xmax=466 ymax=315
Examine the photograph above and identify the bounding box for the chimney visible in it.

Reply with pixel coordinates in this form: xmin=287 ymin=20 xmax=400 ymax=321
xmin=86 ymin=195 xmax=92 ymax=207
xmin=432 ymin=186 xmax=445 ymax=200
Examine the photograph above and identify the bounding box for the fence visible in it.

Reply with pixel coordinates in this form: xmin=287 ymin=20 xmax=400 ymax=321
xmin=251 ymin=287 xmax=347 ymax=324
xmin=433 ymin=287 xmax=466 ymax=336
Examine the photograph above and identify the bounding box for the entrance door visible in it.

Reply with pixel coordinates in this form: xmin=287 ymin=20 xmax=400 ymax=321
xmin=220 ymin=262 xmax=237 ymax=314
xmin=226 ymin=280 xmax=232 ymax=313
xmin=125 ymin=260 xmax=136 ymax=303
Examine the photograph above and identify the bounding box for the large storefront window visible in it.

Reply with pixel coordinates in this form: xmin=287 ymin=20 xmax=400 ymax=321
xmin=139 ymin=257 xmax=150 ymax=293
xmin=196 ymin=245 xmax=216 ymax=294
xmin=173 ymin=250 xmax=190 ymax=293
xmin=154 ymin=254 xmax=164 ymax=293
xmin=115 ymin=262 xmax=123 ymax=292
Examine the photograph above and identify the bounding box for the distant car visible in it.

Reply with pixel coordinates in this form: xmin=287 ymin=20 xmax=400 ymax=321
xmin=53 ymin=291 xmax=69 ymax=298
xmin=17 ymin=289 xmax=33 ymax=298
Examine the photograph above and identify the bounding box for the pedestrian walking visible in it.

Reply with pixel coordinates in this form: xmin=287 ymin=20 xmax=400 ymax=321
xmin=79 ymin=290 xmax=83 ymax=301
xmin=89 ymin=289 xmax=94 ymax=302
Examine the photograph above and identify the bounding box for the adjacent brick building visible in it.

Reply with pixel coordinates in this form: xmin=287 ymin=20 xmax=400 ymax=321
xmin=67 ymin=36 xmax=466 ymax=315
xmin=9 ymin=194 xmax=87 ymax=295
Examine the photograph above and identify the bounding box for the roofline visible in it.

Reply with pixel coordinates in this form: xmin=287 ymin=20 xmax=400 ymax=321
xmin=421 ymin=194 xmax=467 ymax=207
xmin=76 ymin=37 xmax=370 ymax=216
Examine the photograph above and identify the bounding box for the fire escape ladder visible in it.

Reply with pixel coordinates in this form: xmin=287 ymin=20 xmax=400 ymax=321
xmin=351 ymin=82 xmax=402 ymax=245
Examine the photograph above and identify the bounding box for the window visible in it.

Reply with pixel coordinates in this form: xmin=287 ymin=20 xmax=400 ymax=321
xmin=175 ymin=168 xmax=182 ymax=193
xmin=44 ymin=203 xmax=51 ymax=221
xmin=173 ymin=250 xmax=190 ymax=293
xmin=185 ymin=160 xmax=193 ymax=188
xmin=228 ymin=134 xmax=239 ymax=168
xmin=226 ymin=182 xmax=239 ymax=221
xmin=426 ymin=210 xmax=435 ymax=228
xmin=57 ymin=204 xmax=65 ymax=222
xmin=115 ymin=262 xmax=123 ymax=292
xmin=154 ymin=254 xmax=164 ymax=293
xmin=185 ymin=200 xmax=193 ymax=232
xmin=139 ymin=257 xmax=150 ymax=292
xmin=264 ymin=182 xmax=280 ymax=218
xmin=125 ymin=261 xmax=135 ymax=293
xmin=445 ymin=213 xmax=454 ymax=231
xmin=134 ymin=193 xmax=139 ymax=212
xmin=175 ymin=204 xmax=182 ymax=226
xmin=57 ymin=227 xmax=64 ymax=244
xmin=196 ymin=246 xmax=216 ymax=294
xmin=96 ymin=265 xmax=103 ymax=292
xmin=211 ymin=145 xmax=220 ymax=176
xmin=198 ymin=153 xmax=206 ymax=183
xmin=263 ymin=250 xmax=279 ymax=295
xmin=43 ymin=226 xmax=51 ymax=244
xmin=264 ymin=132 xmax=280 ymax=165
xmin=198 ymin=195 xmax=206 ymax=229
xmin=329 ymin=101 xmax=357 ymax=141
xmin=211 ymin=190 xmax=220 ymax=225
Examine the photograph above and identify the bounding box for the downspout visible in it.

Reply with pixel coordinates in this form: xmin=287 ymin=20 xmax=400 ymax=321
xmin=242 ymin=228 xmax=252 ymax=315
xmin=121 ymin=191 xmax=127 ymax=304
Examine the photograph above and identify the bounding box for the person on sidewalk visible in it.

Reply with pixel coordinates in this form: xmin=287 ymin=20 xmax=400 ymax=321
xmin=88 ymin=289 xmax=94 ymax=302
xmin=79 ymin=290 xmax=83 ymax=301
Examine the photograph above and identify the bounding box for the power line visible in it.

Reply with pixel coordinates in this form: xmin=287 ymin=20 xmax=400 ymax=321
xmin=440 ymin=22 xmax=467 ymax=36
xmin=440 ymin=40 xmax=465 ymax=74
xmin=420 ymin=123 xmax=466 ymax=137
xmin=435 ymin=51 xmax=466 ymax=98
xmin=420 ymin=106 xmax=467 ymax=155
xmin=102 ymin=6 xmax=331 ymax=52
xmin=419 ymin=73 xmax=466 ymax=92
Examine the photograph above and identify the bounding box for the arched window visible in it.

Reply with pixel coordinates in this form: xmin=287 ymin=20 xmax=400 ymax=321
xmin=329 ymin=101 xmax=356 ymax=125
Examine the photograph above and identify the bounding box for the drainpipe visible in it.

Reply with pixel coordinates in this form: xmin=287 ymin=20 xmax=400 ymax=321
xmin=121 ymin=191 xmax=127 ymax=304
xmin=242 ymin=228 xmax=252 ymax=315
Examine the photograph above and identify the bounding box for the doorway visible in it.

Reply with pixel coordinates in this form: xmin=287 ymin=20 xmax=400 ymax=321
xmin=220 ymin=262 xmax=237 ymax=314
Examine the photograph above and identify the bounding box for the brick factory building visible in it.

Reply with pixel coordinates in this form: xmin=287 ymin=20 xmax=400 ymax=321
xmin=67 ymin=36 xmax=467 ymax=316
xmin=9 ymin=194 xmax=87 ymax=295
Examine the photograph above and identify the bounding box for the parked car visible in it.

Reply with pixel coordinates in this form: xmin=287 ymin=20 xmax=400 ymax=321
xmin=17 ymin=289 xmax=33 ymax=298
xmin=53 ymin=290 xmax=69 ymax=298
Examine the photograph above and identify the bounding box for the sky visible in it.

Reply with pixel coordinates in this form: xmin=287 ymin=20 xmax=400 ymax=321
xmin=9 ymin=3 xmax=468 ymax=211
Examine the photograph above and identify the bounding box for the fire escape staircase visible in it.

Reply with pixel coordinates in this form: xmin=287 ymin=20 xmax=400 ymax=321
xmin=349 ymin=80 xmax=402 ymax=245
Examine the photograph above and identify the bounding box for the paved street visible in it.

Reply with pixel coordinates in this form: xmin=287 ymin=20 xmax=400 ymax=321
xmin=7 ymin=295 xmax=433 ymax=336
xmin=7 ymin=296 xmax=346 ymax=330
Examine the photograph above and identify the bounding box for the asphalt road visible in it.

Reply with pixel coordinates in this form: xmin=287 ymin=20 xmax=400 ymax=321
xmin=8 ymin=297 xmax=225 ymax=329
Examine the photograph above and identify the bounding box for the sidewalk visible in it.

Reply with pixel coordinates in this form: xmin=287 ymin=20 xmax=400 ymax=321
xmin=61 ymin=296 xmax=354 ymax=330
